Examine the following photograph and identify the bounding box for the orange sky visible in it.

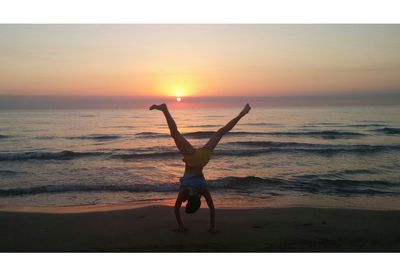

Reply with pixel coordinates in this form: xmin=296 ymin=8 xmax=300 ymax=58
xmin=0 ymin=25 xmax=400 ymax=97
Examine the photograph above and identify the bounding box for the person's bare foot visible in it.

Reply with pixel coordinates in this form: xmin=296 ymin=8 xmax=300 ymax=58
xmin=239 ymin=103 xmax=251 ymax=117
xmin=149 ymin=103 xmax=167 ymax=111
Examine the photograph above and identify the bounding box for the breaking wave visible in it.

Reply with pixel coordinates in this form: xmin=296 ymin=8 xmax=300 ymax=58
xmin=0 ymin=150 xmax=105 ymax=161
xmin=0 ymin=134 xmax=10 ymax=139
xmin=373 ymin=127 xmax=400 ymax=135
xmin=1 ymin=175 xmax=398 ymax=197
xmin=223 ymin=141 xmax=400 ymax=155
xmin=1 ymin=141 xmax=399 ymax=161
xmin=134 ymin=130 xmax=367 ymax=139
xmin=67 ymin=134 xmax=123 ymax=141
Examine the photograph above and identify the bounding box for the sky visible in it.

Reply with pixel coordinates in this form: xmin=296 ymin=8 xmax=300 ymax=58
xmin=1 ymin=24 xmax=400 ymax=101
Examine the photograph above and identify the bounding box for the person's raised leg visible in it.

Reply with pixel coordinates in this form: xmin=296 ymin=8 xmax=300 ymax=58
xmin=150 ymin=103 xmax=195 ymax=155
xmin=203 ymin=104 xmax=251 ymax=151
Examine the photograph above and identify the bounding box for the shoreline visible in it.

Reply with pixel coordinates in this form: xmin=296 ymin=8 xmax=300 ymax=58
xmin=2 ymin=194 xmax=400 ymax=214
xmin=1 ymin=205 xmax=400 ymax=252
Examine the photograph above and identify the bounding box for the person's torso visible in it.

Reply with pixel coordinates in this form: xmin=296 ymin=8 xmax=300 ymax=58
xmin=183 ymin=165 xmax=204 ymax=177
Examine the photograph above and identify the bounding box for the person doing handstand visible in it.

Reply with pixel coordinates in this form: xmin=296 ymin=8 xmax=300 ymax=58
xmin=150 ymin=103 xmax=251 ymax=233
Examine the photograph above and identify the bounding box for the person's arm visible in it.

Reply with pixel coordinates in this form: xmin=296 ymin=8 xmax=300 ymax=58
xmin=200 ymin=187 xmax=216 ymax=232
xmin=174 ymin=190 xmax=188 ymax=232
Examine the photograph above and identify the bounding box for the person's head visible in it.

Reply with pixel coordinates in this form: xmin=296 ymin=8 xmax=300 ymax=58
xmin=185 ymin=194 xmax=201 ymax=214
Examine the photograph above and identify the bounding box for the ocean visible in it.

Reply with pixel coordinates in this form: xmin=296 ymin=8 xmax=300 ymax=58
xmin=0 ymin=106 xmax=400 ymax=209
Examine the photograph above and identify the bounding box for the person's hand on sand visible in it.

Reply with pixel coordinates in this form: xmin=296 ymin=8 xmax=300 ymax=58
xmin=173 ymin=226 xmax=188 ymax=233
xmin=239 ymin=103 xmax=251 ymax=117
xmin=208 ymin=227 xmax=219 ymax=234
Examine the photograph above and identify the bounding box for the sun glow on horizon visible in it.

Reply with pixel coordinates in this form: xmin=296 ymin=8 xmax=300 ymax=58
xmin=174 ymin=87 xmax=184 ymax=97
xmin=156 ymin=75 xmax=200 ymax=97
xmin=162 ymin=85 xmax=192 ymax=98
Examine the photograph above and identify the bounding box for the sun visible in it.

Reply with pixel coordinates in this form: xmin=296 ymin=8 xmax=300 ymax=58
xmin=173 ymin=87 xmax=184 ymax=102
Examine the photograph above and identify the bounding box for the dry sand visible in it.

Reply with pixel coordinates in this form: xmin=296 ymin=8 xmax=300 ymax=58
xmin=0 ymin=205 xmax=399 ymax=252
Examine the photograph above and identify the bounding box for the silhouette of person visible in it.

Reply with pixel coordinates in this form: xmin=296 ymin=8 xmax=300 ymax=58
xmin=150 ymin=103 xmax=251 ymax=233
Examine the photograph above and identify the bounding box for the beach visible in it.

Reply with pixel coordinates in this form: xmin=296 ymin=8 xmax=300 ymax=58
xmin=1 ymin=205 xmax=399 ymax=252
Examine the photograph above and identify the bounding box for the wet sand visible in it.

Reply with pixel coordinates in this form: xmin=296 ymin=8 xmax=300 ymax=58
xmin=0 ymin=205 xmax=399 ymax=252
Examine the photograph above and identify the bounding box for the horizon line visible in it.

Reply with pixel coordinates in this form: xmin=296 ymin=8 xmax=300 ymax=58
xmin=1 ymin=91 xmax=400 ymax=110
xmin=1 ymin=89 xmax=400 ymax=99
